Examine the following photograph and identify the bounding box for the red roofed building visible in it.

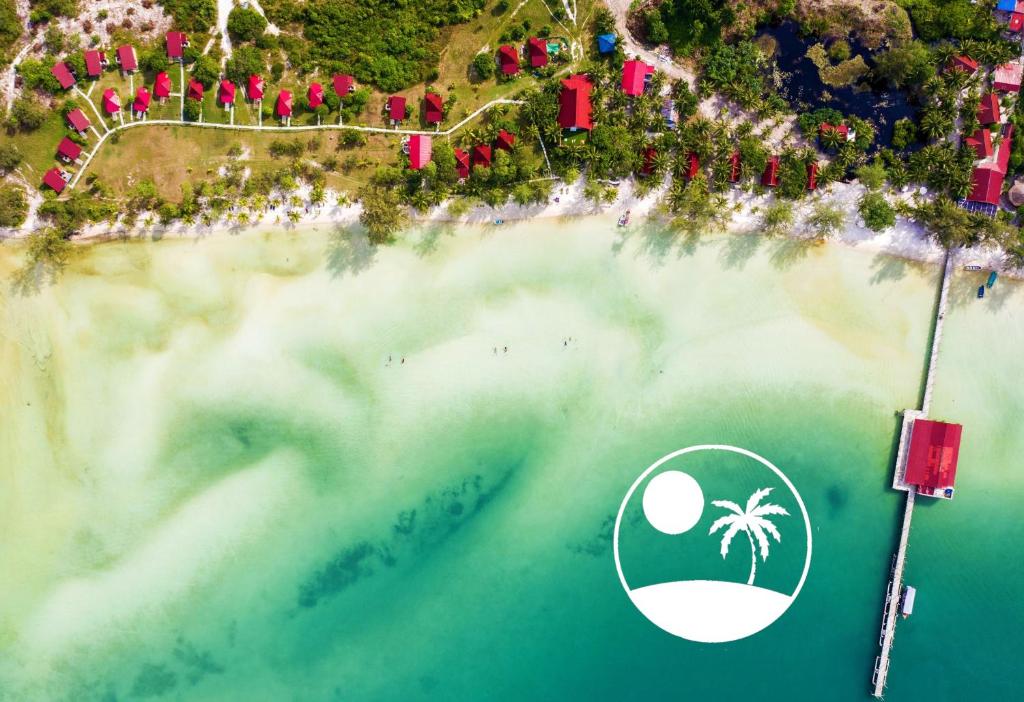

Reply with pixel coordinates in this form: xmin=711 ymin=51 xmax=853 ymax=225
xmin=84 ymin=50 xmax=107 ymax=78
xmin=187 ymin=80 xmax=203 ymax=101
xmin=497 ymin=45 xmax=520 ymax=75
xmin=685 ymin=152 xmax=700 ymax=180
xmin=819 ymin=122 xmax=851 ymax=143
xmin=729 ymin=151 xmax=741 ymax=183
xmin=219 ymin=80 xmax=236 ymax=106
xmin=116 ymin=45 xmax=137 ymax=72
xmin=978 ymin=93 xmax=1000 ymax=125
xmin=640 ymin=146 xmax=657 ymax=176
xmin=965 ymin=128 xmax=993 ymax=159
xmin=454 ymin=148 xmax=470 ymax=179
xmin=424 ymin=92 xmax=443 ymax=124
xmin=472 ymin=144 xmax=492 ymax=168
xmin=66 ymin=108 xmax=90 ymax=133
xmin=248 ymin=75 xmax=264 ymax=101
xmin=308 ymin=82 xmax=324 ymax=109
xmin=276 ymin=90 xmax=293 ymax=118
xmin=527 ymin=37 xmax=548 ymax=68
xmin=558 ymin=74 xmax=593 ymax=131
xmin=762 ymin=155 xmax=780 ymax=187
xmin=133 ymin=86 xmax=151 ymax=115
xmin=167 ymin=31 xmax=188 ymax=60
xmin=904 ymin=418 xmax=962 ymax=498
xmin=947 ymin=55 xmax=978 ymax=74
xmin=968 ymin=124 xmax=1014 ymax=205
xmin=154 ymin=72 xmax=172 ymax=100
xmin=102 ymin=88 xmax=121 ymax=115
xmin=621 ymin=59 xmax=654 ymax=96
xmin=333 ymin=74 xmax=354 ymax=96
xmin=807 ymin=161 xmax=818 ymax=190
xmin=495 ymin=129 xmax=515 ymax=151
xmin=388 ymin=95 xmax=406 ymax=123
xmin=42 ymin=168 xmax=69 ymax=193
xmin=408 ymin=135 xmax=432 ymax=170
xmin=51 ymin=62 xmax=76 ymax=89
xmin=1010 ymin=12 xmax=1024 ymax=33
xmin=57 ymin=137 xmax=82 ymax=162
xmin=994 ymin=61 xmax=1023 ymax=92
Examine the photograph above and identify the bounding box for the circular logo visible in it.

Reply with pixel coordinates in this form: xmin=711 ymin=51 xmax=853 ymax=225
xmin=614 ymin=445 xmax=812 ymax=643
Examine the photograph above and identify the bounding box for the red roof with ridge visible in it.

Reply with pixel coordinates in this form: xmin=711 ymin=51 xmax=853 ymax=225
xmin=43 ymin=168 xmax=67 ymax=193
xmin=424 ymin=92 xmax=443 ymax=124
xmin=51 ymin=62 xmax=75 ymax=89
xmin=248 ymin=75 xmax=264 ymax=100
xmin=102 ymin=88 xmax=120 ymax=114
xmin=408 ymin=135 xmax=432 ymax=170
xmin=455 ymin=148 xmax=470 ymax=179
xmin=57 ymin=137 xmax=81 ymax=161
xmin=154 ymin=72 xmax=172 ymax=99
xmin=167 ymin=32 xmax=187 ymax=59
xmin=498 ymin=45 xmax=520 ymax=74
xmin=133 ymin=86 xmax=151 ymax=113
xmin=978 ymin=93 xmax=1000 ymax=125
xmin=729 ymin=151 xmax=741 ymax=182
xmin=66 ymin=108 xmax=90 ymax=132
xmin=527 ymin=37 xmax=548 ymax=68
xmin=388 ymin=95 xmax=406 ymax=121
xmin=187 ymin=80 xmax=203 ymax=101
xmin=333 ymin=74 xmax=354 ymax=96
xmin=117 ymin=45 xmax=137 ymax=71
xmin=947 ymin=55 xmax=978 ymax=74
xmin=904 ymin=419 xmax=962 ymax=493
xmin=994 ymin=61 xmax=1023 ymax=92
xmin=276 ymin=90 xmax=293 ymax=117
xmin=762 ymin=155 xmax=780 ymax=187
xmin=558 ymin=74 xmax=593 ymax=130
xmin=308 ymin=82 xmax=324 ymax=108
xmin=621 ymin=59 xmax=654 ymax=96
xmin=84 ymin=50 xmax=105 ymax=78
xmin=472 ymin=144 xmax=492 ymax=167
xmin=219 ymin=80 xmax=236 ymax=105
xmin=495 ymin=129 xmax=515 ymax=151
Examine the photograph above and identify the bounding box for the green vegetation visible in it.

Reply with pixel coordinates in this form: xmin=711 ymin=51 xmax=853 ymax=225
xmin=473 ymin=52 xmax=495 ymax=80
xmin=227 ymin=6 xmax=268 ymax=42
xmin=158 ymin=0 xmax=216 ymax=32
xmin=895 ymin=0 xmax=999 ymax=41
xmin=359 ymin=186 xmax=408 ymax=243
xmin=28 ymin=0 xmax=76 ymax=24
xmin=760 ymin=201 xmax=794 ymax=237
xmin=0 ymin=0 xmax=20 ymax=61
xmin=701 ymin=41 xmax=786 ymax=115
xmin=872 ymin=40 xmax=935 ymax=89
xmin=8 ymin=96 xmax=48 ymax=132
xmin=805 ymin=202 xmax=844 ymax=240
xmin=302 ymin=0 xmax=486 ymax=92
xmin=652 ymin=0 xmax=736 ymax=55
xmin=858 ymin=192 xmax=895 ymax=231
xmin=0 ymin=143 xmax=22 ymax=173
xmin=225 ymin=45 xmax=264 ymax=84
xmin=805 ymin=44 xmax=868 ymax=88
xmin=0 ymin=183 xmax=28 ymax=227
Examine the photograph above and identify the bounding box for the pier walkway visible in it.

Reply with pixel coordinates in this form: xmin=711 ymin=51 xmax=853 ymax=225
xmin=871 ymin=249 xmax=954 ymax=698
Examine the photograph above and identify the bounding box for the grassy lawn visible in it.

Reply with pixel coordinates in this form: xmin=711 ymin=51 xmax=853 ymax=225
xmin=7 ymin=112 xmax=69 ymax=188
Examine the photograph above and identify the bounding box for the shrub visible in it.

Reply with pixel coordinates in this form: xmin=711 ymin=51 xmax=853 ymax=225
xmin=227 ymin=6 xmax=267 ymax=42
xmin=0 ymin=183 xmax=28 ymax=227
xmin=859 ymin=192 xmax=895 ymax=231
xmin=0 ymin=142 xmax=22 ymax=173
xmin=10 ymin=96 xmax=48 ymax=131
xmin=473 ymin=52 xmax=495 ymax=80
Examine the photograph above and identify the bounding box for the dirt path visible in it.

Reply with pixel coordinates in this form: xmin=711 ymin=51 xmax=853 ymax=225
xmin=603 ymin=0 xmax=694 ymax=85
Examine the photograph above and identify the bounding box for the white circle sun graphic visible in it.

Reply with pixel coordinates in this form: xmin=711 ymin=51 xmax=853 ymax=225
xmin=614 ymin=445 xmax=812 ymax=643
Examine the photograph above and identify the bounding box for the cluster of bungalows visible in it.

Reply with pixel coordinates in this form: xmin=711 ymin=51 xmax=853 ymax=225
xmin=947 ymin=55 xmax=1022 ymax=209
xmin=494 ymin=37 xmax=552 ymax=76
xmin=406 ymin=129 xmax=516 ymax=176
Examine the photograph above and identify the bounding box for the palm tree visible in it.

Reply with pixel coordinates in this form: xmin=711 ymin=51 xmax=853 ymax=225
xmin=709 ymin=488 xmax=789 ymax=586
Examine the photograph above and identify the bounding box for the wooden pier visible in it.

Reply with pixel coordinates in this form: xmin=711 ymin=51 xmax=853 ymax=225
xmin=871 ymin=250 xmax=954 ymax=698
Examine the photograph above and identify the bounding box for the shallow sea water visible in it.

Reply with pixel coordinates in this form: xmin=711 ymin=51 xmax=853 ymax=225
xmin=0 ymin=219 xmax=1018 ymax=700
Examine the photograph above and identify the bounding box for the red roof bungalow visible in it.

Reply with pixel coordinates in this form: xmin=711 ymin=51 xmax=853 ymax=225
xmin=116 ymin=45 xmax=138 ymax=72
xmin=424 ymin=92 xmax=443 ymax=124
xmin=276 ymin=90 xmax=293 ymax=118
xmin=133 ymin=86 xmax=151 ymax=115
xmin=904 ymin=418 xmax=962 ymax=498
xmin=84 ymin=50 xmax=107 ymax=79
xmin=497 ymin=45 xmax=520 ymax=75
xmin=51 ymin=62 xmax=76 ymax=90
xmin=248 ymin=74 xmax=265 ymax=101
xmin=968 ymin=125 xmax=1014 ymax=204
xmin=728 ymin=151 xmax=741 ymax=183
xmin=454 ymin=148 xmax=470 ymax=179
xmin=978 ymin=93 xmax=1000 ymax=125
xmin=219 ymin=80 xmax=236 ymax=106
xmin=167 ymin=31 xmax=188 ymax=60
xmin=387 ymin=95 xmax=407 ymax=123
xmin=558 ymin=74 xmax=593 ymax=131
xmin=994 ymin=61 xmax=1023 ymax=92
xmin=807 ymin=161 xmax=818 ymax=191
xmin=495 ymin=129 xmax=515 ymax=151
xmin=42 ymin=167 xmax=69 ymax=193
xmin=408 ymin=134 xmax=432 ymax=170
xmin=1010 ymin=12 xmax=1024 ymax=33
xmin=965 ymin=128 xmax=993 ymax=159
xmin=527 ymin=37 xmax=548 ymax=68
xmin=472 ymin=144 xmax=492 ymax=168
xmin=685 ymin=152 xmax=700 ymax=180
xmin=640 ymin=146 xmax=657 ymax=176
xmin=56 ymin=136 xmax=82 ymax=163
xmin=187 ymin=79 xmax=203 ymax=101
xmin=308 ymin=82 xmax=325 ymax=109
xmin=101 ymin=88 xmax=121 ymax=115
xmin=621 ymin=59 xmax=654 ymax=97
xmin=762 ymin=155 xmax=780 ymax=187
xmin=333 ymin=74 xmax=354 ymax=96
xmin=66 ymin=107 xmax=90 ymax=134
xmin=154 ymin=72 xmax=172 ymax=100
xmin=947 ymin=55 xmax=978 ymax=74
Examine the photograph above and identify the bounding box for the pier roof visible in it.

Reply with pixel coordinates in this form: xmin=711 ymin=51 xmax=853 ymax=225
xmin=905 ymin=419 xmax=962 ymax=493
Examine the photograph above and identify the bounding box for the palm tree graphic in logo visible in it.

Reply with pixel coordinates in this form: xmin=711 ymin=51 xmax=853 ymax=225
xmin=709 ymin=488 xmax=790 ymax=586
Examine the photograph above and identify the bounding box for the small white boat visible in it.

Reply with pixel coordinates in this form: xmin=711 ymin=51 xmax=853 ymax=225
xmin=964 ymin=264 xmax=982 ymax=271
xmin=618 ymin=210 xmax=631 ymax=227
xmin=901 ymin=585 xmax=916 ymax=618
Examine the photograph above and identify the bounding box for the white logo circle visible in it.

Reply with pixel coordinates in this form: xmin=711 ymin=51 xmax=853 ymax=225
xmin=614 ymin=445 xmax=812 ymax=643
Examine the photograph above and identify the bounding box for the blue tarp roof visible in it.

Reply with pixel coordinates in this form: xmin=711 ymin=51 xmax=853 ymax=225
xmin=597 ymin=33 xmax=616 ymax=53
xmin=998 ymin=0 xmax=1016 ymax=11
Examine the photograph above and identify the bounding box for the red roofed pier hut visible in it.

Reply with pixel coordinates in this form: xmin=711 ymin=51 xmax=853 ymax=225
xmin=472 ymin=144 xmax=492 ymax=168
xmin=904 ymin=419 xmax=962 ymax=498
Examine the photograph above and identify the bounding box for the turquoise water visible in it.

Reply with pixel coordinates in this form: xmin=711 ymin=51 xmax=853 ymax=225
xmin=0 ymin=220 xmax=1017 ymax=700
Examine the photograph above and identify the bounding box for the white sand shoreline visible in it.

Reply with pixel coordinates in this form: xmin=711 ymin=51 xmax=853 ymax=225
xmin=0 ymin=177 xmax=1019 ymax=279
